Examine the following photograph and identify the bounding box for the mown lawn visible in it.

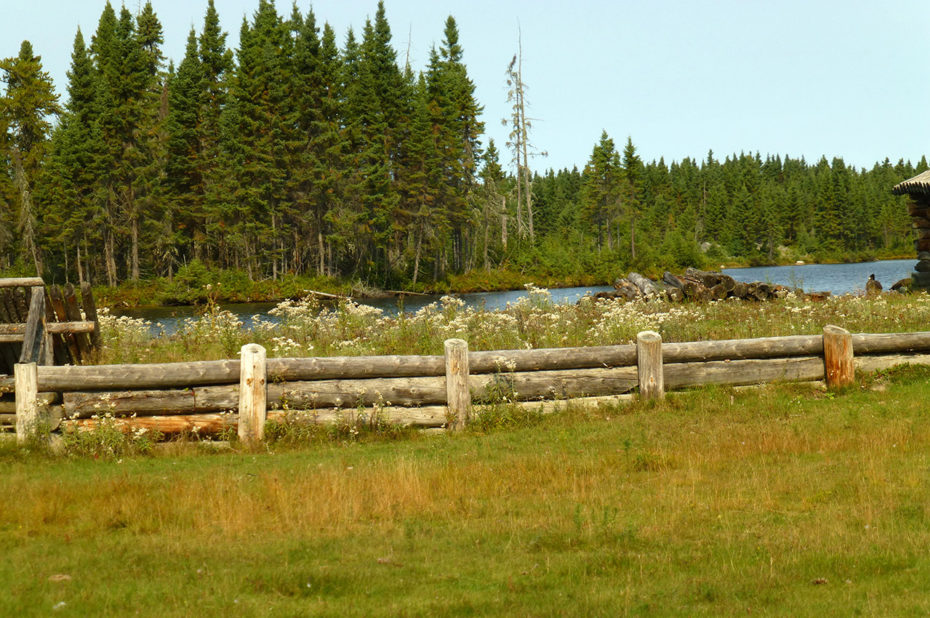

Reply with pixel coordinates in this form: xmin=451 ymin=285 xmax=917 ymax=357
xmin=2 ymin=367 xmax=930 ymax=616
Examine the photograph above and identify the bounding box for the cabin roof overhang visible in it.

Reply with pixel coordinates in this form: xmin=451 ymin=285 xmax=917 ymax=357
xmin=893 ymin=170 xmax=930 ymax=195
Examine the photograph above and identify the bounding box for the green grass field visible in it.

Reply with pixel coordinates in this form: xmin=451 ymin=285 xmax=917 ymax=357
xmin=3 ymin=366 xmax=930 ymax=616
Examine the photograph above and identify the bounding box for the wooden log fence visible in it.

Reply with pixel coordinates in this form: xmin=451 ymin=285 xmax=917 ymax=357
xmin=8 ymin=324 xmax=930 ymax=441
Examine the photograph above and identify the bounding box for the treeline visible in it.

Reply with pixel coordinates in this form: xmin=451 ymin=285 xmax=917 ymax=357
xmin=0 ymin=0 xmax=924 ymax=291
xmin=529 ymin=135 xmax=926 ymax=279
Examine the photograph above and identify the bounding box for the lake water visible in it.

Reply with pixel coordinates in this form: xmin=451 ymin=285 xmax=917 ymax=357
xmin=721 ymin=258 xmax=913 ymax=295
xmin=119 ymin=259 xmax=916 ymax=334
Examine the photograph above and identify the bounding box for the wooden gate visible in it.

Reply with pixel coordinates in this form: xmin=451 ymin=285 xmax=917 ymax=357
xmin=0 ymin=278 xmax=100 ymax=375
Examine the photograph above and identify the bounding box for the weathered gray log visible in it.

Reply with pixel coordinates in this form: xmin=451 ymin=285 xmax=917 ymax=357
xmin=470 ymin=346 xmax=638 ymax=373
xmin=731 ymin=281 xmax=749 ymax=298
xmin=41 ymin=288 xmax=67 ymax=366
xmin=62 ymin=394 xmax=639 ymax=436
xmin=268 ymin=355 xmax=444 ymax=381
xmin=662 ymin=272 xmax=685 ymax=290
xmin=708 ymin=283 xmax=729 ymax=300
xmin=628 ymin=272 xmax=662 ymax=297
xmin=15 ymin=362 xmax=38 ymax=443
xmin=0 ymin=321 xmax=96 ymax=336
xmin=0 ymin=406 xmax=61 ymax=427
xmin=38 ymin=331 xmax=930 ymax=397
xmin=856 ymin=353 xmax=930 ymax=373
xmin=61 ymin=367 xmax=644 ymax=417
xmin=681 ymin=279 xmax=711 ymax=301
xmin=0 ymin=292 xmax=20 ymax=369
xmin=47 ymin=286 xmax=78 ymax=365
xmin=238 ymin=343 xmax=267 ymax=442
xmin=0 ymin=392 xmax=56 ymax=413
xmin=62 ymin=284 xmax=92 ymax=362
xmin=613 ymin=278 xmax=642 ymax=301
xmin=851 ymin=332 xmax=930 ymax=355
xmin=19 ymin=287 xmax=47 ymax=365
xmin=747 ymin=282 xmax=774 ymax=301
xmin=637 ymin=331 xmax=664 ymax=400
xmin=471 ymin=367 xmax=639 ymax=402
xmin=684 ymin=268 xmax=735 ymax=290
xmin=59 ymin=357 xmax=834 ymax=421
xmin=663 ymin=335 xmax=823 ymax=361
xmin=32 ymin=334 xmax=858 ymax=394
xmin=823 ymin=325 xmax=854 ymax=388
xmin=664 ymin=357 xmax=825 ymax=388
xmin=445 ymin=338 xmax=470 ymax=430
xmin=39 ymin=360 xmax=244 ymax=391
xmin=65 ymin=388 xmax=204 ymax=418
xmin=0 ymin=278 xmax=44 ymax=288
xmin=37 ymin=345 xmax=651 ymax=391
xmin=80 ymin=282 xmax=101 ymax=350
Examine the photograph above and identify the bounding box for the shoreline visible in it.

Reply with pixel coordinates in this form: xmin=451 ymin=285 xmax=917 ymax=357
xmin=92 ymin=253 xmax=914 ymax=310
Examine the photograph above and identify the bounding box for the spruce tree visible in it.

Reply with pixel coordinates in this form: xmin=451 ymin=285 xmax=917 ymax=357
xmin=165 ymin=29 xmax=203 ymax=275
xmin=0 ymin=40 xmax=60 ymax=274
xmin=580 ymin=131 xmax=621 ymax=251
xmin=621 ymin=137 xmax=643 ymax=261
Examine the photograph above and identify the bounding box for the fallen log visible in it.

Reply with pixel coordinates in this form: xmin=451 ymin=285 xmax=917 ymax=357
xmin=662 ymin=271 xmax=685 ymax=290
xmin=613 ymin=278 xmax=642 ymax=301
xmin=628 ymin=272 xmax=662 ymax=297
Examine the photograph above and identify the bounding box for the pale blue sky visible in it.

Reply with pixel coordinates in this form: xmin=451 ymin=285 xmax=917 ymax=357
xmin=2 ymin=0 xmax=928 ymax=172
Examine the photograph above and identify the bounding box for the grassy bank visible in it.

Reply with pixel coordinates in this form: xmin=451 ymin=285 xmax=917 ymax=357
xmin=97 ymin=288 xmax=930 ymax=365
xmin=3 ymin=367 xmax=930 ymax=615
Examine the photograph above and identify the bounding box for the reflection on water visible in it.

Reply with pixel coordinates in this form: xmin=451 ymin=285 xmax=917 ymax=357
xmin=116 ymin=259 xmax=916 ymax=334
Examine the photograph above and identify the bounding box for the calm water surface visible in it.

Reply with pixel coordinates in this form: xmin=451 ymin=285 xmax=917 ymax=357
xmin=721 ymin=258 xmax=913 ymax=295
xmin=119 ymin=259 xmax=915 ymax=334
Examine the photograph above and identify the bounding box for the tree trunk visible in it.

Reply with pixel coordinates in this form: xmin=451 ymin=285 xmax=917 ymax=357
xmin=105 ymin=230 xmax=117 ymax=287
xmin=131 ymin=214 xmax=140 ymax=281
xmin=412 ymin=228 xmax=422 ymax=286
xmin=501 ymin=196 xmax=508 ymax=249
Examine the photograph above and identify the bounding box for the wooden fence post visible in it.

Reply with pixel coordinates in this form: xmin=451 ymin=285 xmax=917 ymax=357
xmin=15 ymin=362 xmax=38 ymax=444
xmin=445 ymin=338 xmax=470 ymax=430
xmin=637 ymin=331 xmax=664 ymax=400
xmin=823 ymin=325 xmax=854 ymax=389
xmin=238 ymin=344 xmax=267 ymax=443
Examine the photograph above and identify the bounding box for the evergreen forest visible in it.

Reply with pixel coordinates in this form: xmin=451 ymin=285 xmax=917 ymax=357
xmin=0 ymin=0 xmax=925 ymax=293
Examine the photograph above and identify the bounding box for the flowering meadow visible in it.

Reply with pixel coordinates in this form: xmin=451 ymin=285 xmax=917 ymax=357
xmin=95 ymin=287 xmax=930 ymax=365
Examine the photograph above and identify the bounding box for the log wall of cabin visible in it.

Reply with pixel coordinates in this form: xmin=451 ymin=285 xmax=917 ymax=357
xmin=910 ymin=194 xmax=930 ymax=288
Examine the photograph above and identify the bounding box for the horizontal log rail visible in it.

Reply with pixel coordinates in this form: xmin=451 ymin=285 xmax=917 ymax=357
xmin=0 ymin=278 xmax=44 ymax=288
xmin=0 ymin=321 xmax=97 ymax=336
xmin=28 ymin=331 xmax=930 ymax=393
